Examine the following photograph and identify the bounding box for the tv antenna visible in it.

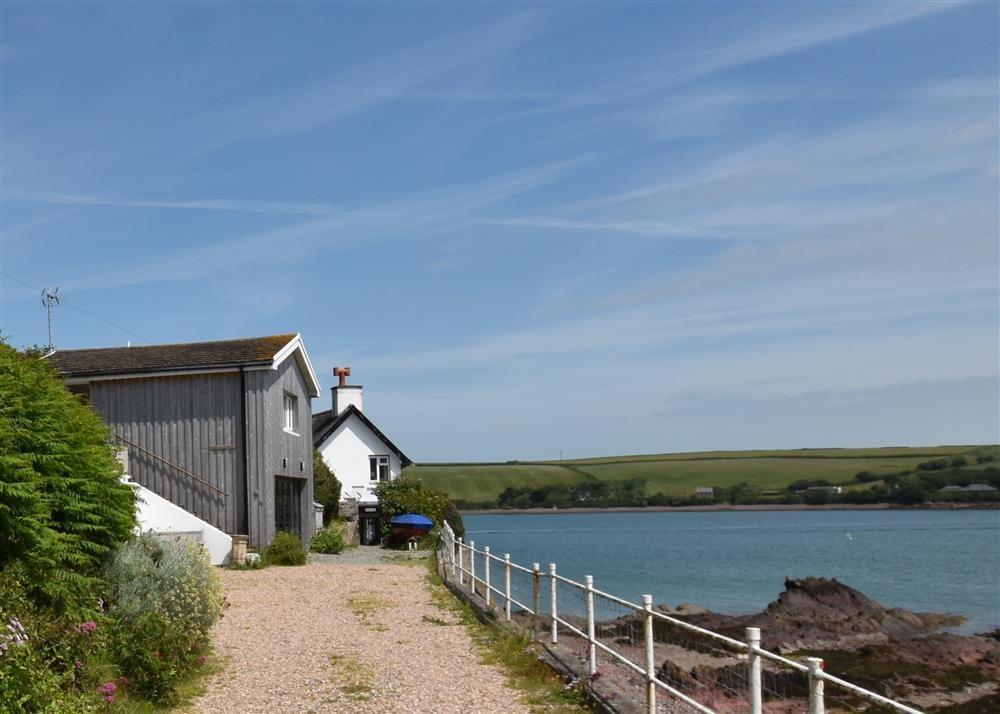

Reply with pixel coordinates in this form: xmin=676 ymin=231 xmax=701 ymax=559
xmin=41 ymin=286 xmax=60 ymax=351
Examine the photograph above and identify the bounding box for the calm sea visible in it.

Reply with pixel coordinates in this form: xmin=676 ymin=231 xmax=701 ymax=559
xmin=463 ymin=509 xmax=1000 ymax=633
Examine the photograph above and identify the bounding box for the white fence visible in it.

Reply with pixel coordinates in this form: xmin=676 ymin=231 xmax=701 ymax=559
xmin=437 ymin=522 xmax=924 ymax=714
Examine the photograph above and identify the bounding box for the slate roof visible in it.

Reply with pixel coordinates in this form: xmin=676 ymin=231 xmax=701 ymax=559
xmin=313 ymin=405 xmax=413 ymax=467
xmin=47 ymin=334 xmax=298 ymax=378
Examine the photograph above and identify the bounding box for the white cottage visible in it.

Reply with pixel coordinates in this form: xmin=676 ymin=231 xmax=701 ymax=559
xmin=312 ymin=367 xmax=412 ymax=544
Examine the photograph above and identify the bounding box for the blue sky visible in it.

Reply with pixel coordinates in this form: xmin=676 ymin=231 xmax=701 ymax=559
xmin=1 ymin=1 xmax=997 ymax=461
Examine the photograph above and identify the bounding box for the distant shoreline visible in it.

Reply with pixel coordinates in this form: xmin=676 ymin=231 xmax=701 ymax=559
xmin=459 ymin=502 xmax=1000 ymax=515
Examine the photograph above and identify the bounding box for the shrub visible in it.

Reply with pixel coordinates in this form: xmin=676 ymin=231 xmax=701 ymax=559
xmin=108 ymin=611 xmax=197 ymax=705
xmin=310 ymin=526 xmax=345 ymax=554
xmin=104 ymin=534 xmax=224 ymax=639
xmin=262 ymin=531 xmax=306 ymax=566
xmin=0 ymin=563 xmax=106 ymax=712
xmin=0 ymin=343 xmax=136 ymax=614
xmin=375 ymin=475 xmax=465 ymax=544
xmin=313 ymin=451 xmax=342 ymax=525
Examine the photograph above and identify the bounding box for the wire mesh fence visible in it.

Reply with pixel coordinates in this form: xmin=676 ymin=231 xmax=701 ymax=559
xmin=437 ymin=523 xmax=924 ymax=714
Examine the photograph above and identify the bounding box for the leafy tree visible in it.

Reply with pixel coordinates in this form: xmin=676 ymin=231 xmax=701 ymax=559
xmin=0 ymin=343 xmax=136 ymax=613
xmin=312 ymin=450 xmax=341 ymax=525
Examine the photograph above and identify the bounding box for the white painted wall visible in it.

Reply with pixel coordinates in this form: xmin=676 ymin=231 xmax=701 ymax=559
xmin=318 ymin=414 xmax=401 ymax=504
xmin=126 ymin=477 xmax=234 ymax=565
xmin=332 ymin=386 xmax=363 ymax=415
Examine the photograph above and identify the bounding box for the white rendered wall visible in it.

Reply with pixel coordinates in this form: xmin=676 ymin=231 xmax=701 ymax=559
xmin=333 ymin=386 xmax=363 ymax=415
xmin=318 ymin=414 xmax=401 ymax=504
xmin=126 ymin=477 xmax=234 ymax=565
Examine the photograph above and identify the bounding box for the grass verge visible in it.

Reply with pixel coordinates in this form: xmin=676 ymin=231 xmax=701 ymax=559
xmin=424 ymin=554 xmax=591 ymax=712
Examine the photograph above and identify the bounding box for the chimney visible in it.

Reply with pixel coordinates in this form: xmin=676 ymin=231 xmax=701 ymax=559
xmin=331 ymin=366 xmax=363 ymax=415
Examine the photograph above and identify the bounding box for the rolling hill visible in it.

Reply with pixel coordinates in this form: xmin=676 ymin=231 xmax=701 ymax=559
xmin=404 ymin=445 xmax=1000 ymax=506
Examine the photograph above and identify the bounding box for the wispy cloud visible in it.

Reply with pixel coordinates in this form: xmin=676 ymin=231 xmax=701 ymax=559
xmin=10 ymin=193 xmax=348 ymax=216
xmin=57 ymin=155 xmax=588 ymax=291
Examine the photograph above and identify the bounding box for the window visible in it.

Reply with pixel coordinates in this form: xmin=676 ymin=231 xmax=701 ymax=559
xmin=369 ymin=455 xmax=390 ymax=482
xmin=283 ymin=392 xmax=298 ymax=434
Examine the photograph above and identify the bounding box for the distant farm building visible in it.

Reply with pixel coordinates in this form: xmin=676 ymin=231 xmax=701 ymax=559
xmin=940 ymin=484 xmax=997 ymax=493
xmin=694 ymin=487 xmax=715 ymax=498
xmin=805 ymin=486 xmax=842 ymax=495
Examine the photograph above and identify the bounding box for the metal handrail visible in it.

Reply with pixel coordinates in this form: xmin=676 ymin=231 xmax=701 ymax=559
xmin=113 ymin=432 xmax=226 ymax=496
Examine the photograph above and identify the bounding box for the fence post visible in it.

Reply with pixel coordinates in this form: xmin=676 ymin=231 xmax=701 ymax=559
xmin=585 ymin=575 xmax=597 ymax=676
xmin=549 ymin=563 xmax=558 ymax=644
xmin=643 ymin=594 xmax=655 ymax=714
xmin=532 ymin=563 xmax=541 ymax=636
xmin=457 ymin=537 xmax=464 ymax=585
xmin=504 ymin=554 xmax=512 ymax=622
xmin=807 ymin=657 xmax=825 ymax=714
xmin=484 ymin=546 xmax=492 ymax=607
xmin=469 ymin=540 xmax=476 ymax=595
xmin=746 ymin=627 xmax=762 ymax=714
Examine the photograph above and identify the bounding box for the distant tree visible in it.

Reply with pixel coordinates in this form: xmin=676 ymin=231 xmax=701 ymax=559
xmin=916 ymin=458 xmax=949 ymax=472
xmin=854 ymin=471 xmax=877 ymax=483
xmin=950 ymin=456 xmax=968 ymax=468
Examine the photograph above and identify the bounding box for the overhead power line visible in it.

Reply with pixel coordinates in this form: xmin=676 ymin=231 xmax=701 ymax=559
xmin=0 ymin=270 xmax=154 ymax=345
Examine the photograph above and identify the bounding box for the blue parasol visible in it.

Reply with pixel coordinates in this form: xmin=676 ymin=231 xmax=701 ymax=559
xmin=390 ymin=513 xmax=434 ymax=527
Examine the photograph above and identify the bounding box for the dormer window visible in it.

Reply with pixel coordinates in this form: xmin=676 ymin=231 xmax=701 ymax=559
xmin=283 ymin=392 xmax=299 ymax=434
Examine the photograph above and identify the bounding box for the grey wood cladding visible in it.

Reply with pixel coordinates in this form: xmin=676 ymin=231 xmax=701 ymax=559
xmin=89 ymin=359 xmax=314 ymax=548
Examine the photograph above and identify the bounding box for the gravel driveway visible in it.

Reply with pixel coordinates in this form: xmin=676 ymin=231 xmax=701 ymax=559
xmin=191 ymin=558 xmax=531 ymax=713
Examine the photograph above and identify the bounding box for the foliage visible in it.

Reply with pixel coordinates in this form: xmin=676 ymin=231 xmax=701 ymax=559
xmin=310 ymin=526 xmax=345 ymax=554
xmin=313 ymin=450 xmax=341 ymax=525
xmin=107 ymin=611 xmax=205 ymax=705
xmin=375 ymin=475 xmax=465 ymax=543
xmin=262 ymin=531 xmax=307 ymax=566
xmin=103 ymin=534 xmax=224 ymax=639
xmin=496 ymin=478 xmax=648 ymax=509
xmin=0 ymin=343 xmax=137 ymax=614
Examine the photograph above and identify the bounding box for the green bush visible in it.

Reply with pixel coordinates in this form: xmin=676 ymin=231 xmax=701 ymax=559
xmin=262 ymin=531 xmax=306 ymax=566
xmin=104 ymin=534 xmax=224 ymax=639
xmin=108 ymin=610 xmax=198 ymax=705
xmin=313 ymin=450 xmax=341 ymax=525
xmin=102 ymin=535 xmax=222 ymax=705
xmin=310 ymin=526 xmax=345 ymax=554
xmin=0 ymin=343 xmax=136 ymax=614
xmin=375 ymin=475 xmax=465 ymax=545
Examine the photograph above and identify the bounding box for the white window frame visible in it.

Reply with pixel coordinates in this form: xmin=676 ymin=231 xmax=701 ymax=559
xmin=369 ymin=455 xmax=390 ymax=483
xmin=283 ymin=392 xmax=299 ymax=435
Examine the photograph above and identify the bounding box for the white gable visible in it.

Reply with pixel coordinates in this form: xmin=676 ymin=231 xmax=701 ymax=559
xmin=318 ymin=412 xmax=402 ymax=503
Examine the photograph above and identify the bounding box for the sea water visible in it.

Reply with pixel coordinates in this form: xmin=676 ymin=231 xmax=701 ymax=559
xmin=463 ymin=509 xmax=1000 ymax=633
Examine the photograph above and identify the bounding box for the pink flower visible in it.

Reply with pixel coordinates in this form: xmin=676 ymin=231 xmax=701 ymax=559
xmin=97 ymin=681 xmax=116 ymax=703
xmin=196 ymin=654 xmax=207 ymax=667
xmin=75 ymin=621 xmax=97 ymax=636
xmin=75 ymin=658 xmax=84 ymax=670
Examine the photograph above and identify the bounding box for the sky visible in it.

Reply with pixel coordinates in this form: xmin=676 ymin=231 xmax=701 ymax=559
xmin=1 ymin=1 xmax=997 ymax=461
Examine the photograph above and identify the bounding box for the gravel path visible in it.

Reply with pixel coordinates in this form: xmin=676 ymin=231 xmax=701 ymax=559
xmin=191 ymin=560 xmax=531 ymax=714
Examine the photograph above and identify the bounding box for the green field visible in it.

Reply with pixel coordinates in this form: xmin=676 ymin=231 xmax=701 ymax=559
xmin=405 ymin=445 xmax=1000 ymax=504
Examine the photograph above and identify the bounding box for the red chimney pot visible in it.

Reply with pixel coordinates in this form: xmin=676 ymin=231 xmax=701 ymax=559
xmin=333 ymin=366 xmax=351 ymax=387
